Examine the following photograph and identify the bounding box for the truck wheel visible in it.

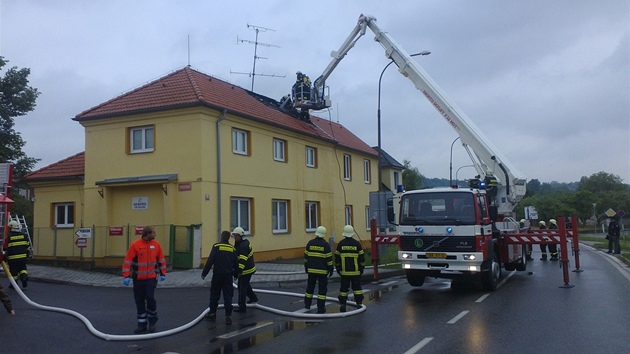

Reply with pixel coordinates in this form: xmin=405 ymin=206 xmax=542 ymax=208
xmin=515 ymin=247 xmax=528 ymax=271
xmin=405 ymin=270 xmax=426 ymax=287
xmin=481 ymin=252 xmax=501 ymax=291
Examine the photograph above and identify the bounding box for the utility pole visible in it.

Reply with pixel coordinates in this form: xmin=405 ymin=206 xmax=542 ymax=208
xmin=231 ymin=24 xmax=285 ymax=91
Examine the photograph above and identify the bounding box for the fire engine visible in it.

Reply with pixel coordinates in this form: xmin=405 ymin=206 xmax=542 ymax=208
xmin=281 ymin=15 xmax=578 ymax=291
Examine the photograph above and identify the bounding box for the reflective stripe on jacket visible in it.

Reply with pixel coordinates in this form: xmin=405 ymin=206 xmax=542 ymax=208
xmin=335 ymin=237 xmax=365 ymax=276
xmin=122 ymin=238 xmax=166 ymax=280
xmin=201 ymin=242 xmax=237 ymax=277
xmin=235 ymin=238 xmax=256 ymax=276
xmin=6 ymin=232 xmax=30 ymax=261
xmin=304 ymin=237 xmax=333 ymax=275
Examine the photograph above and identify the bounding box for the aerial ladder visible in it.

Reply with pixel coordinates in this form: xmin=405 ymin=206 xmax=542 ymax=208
xmin=282 ymin=14 xmax=527 ymax=215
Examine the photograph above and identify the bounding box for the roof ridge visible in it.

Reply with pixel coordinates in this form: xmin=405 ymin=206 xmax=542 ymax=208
xmin=183 ymin=66 xmax=205 ymax=101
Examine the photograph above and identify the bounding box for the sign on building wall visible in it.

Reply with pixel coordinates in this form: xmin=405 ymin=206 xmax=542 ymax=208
xmin=109 ymin=226 xmax=123 ymax=236
xmin=132 ymin=197 xmax=148 ymax=210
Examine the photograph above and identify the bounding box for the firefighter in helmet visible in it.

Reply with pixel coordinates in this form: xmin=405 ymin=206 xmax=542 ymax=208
xmin=520 ymin=219 xmax=533 ymax=261
xmin=303 ymin=226 xmax=334 ymax=314
xmin=538 ymin=220 xmax=548 ymax=260
xmin=548 ymin=219 xmax=559 ymax=261
xmin=335 ymin=225 xmax=365 ymax=312
xmin=4 ymin=220 xmax=31 ymax=288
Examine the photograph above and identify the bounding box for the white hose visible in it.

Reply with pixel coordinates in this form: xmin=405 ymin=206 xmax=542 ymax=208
xmin=2 ymin=261 xmax=365 ymax=341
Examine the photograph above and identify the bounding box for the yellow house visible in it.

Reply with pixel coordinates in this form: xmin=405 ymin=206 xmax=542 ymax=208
xmin=24 ymin=67 xmax=383 ymax=268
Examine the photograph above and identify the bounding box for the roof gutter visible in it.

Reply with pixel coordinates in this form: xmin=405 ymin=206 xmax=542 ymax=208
xmin=216 ymin=109 xmax=227 ymax=239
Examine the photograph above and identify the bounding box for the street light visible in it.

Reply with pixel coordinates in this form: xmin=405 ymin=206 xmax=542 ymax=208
xmin=455 ymin=164 xmax=475 ymax=186
xmin=449 ymin=136 xmax=461 ymax=186
xmin=377 ymin=51 xmax=431 ymax=191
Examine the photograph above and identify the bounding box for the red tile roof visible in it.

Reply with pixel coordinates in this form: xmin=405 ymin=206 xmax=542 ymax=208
xmin=28 ymin=67 xmax=376 ymax=181
xmin=24 ymin=152 xmax=85 ymax=181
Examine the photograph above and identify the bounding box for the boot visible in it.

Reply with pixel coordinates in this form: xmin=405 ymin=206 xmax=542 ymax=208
xmin=304 ymin=297 xmax=312 ymax=309
xmin=540 ymin=253 xmax=547 ymax=261
xmin=340 ymin=304 xmax=347 ymax=313
xmin=20 ymin=273 xmax=28 ymax=288
xmin=148 ymin=322 xmax=157 ymax=333
xmin=225 ymin=316 xmax=232 ymax=325
xmin=134 ymin=326 xmax=147 ymax=334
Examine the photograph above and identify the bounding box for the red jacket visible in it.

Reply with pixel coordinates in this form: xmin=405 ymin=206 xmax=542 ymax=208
xmin=122 ymin=238 xmax=166 ymax=280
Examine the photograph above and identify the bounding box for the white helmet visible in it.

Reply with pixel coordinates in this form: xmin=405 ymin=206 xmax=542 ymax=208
xmin=232 ymin=227 xmax=245 ymax=236
xmin=549 ymin=219 xmax=557 ymax=225
xmin=8 ymin=220 xmax=19 ymax=230
xmin=315 ymin=226 xmax=327 ymax=238
xmin=342 ymin=225 xmax=355 ymax=238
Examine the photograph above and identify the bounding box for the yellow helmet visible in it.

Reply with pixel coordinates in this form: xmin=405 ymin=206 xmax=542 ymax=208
xmin=549 ymin=219 xmax=557 ymax=225
xmin=315 ymin=226 xmax=327 ymax=238
xmin=539 ymin=220 xmax=546 ymax=226
xmin=342 ymin=225 xmax=355 ymax=237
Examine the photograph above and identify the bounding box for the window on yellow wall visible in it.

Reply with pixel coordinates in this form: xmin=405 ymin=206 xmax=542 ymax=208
xmin=232 ymin=128 xmax=249 ymax=155
xmin=305 ymin=201 xmax=319 ymax=231
xmin=365 ymin=206 xmax=371 ymax=230
xmin=343 ymin=154 xmax=351 ymax=180
xmin=54 ymin=203 xmax=74 ymax=228
xmin=130 ymin=126 xmax=154 ymax=153
xmin=306 ymin=146 xmax=317 ymax=168
xmin=231 ymin=197 xmax=251 ymax=234
xmin=273 ymin=138 xmax=287 ymax=162
xmin=345 ymin=205 xmax=353 ymax=226
xmin=363 ymin=159 xmax=371 ymax=183
xmin=272 ymin=199 xmax=289 ymax=233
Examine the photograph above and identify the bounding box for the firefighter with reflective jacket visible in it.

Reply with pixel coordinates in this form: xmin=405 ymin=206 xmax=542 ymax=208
xmin=201 ymin=230 xmax=237 ymax=325
xmin=304 ymin=226 xmax=334 ymax=314
xmin=3 ymin=220 xmax=31 ymax=288
xmin=335 ymin=225 xmax=365 ymax=312
xmin=122 ymin=226 xmax=167 ymax=334
xmin=548 ymin=219 xmax=559 ymax=261
xmin=232 ymin=227 xmax=258 ymax=313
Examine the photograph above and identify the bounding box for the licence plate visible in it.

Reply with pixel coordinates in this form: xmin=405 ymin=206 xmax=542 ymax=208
xmin=426 ymin=252 xmax=446 ymax=258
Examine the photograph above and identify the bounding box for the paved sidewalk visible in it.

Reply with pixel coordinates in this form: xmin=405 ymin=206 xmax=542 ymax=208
xmin=1 ymin=262 xmax=403 ymax=289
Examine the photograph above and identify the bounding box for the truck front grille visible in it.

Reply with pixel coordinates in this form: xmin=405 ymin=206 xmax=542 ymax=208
xmin=399 ymin=236 xmax=476 ymax=252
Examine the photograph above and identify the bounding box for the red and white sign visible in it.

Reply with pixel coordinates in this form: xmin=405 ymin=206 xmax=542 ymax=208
xmin=135 ymin=226 xmax=144 ymax=235
xmin=178 ymin=183 xmax=192 ymax=192
xmin=109 ymin=226 xmax=123 ymax=236
xmin=75 ymin=238 xmax=88 ymax=248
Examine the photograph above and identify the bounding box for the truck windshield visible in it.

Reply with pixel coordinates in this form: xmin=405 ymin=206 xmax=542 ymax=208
xmin=399 ymin=192 xmax=476 ymax=226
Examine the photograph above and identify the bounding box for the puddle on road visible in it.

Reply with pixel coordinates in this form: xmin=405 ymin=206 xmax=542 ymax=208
xmin=209 ymin=319 xmax=321 ymax=353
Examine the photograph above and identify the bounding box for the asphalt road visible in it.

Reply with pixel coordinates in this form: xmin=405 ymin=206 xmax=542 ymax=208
xmin=1 ymin=244 xmax=629 ymax=353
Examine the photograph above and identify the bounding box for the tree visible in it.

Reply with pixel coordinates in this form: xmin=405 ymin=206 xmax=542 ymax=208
xmin=0 ymin=56 xmax=40 ymax=187
xmin=402 ymin=159 xmax=424 ymax=191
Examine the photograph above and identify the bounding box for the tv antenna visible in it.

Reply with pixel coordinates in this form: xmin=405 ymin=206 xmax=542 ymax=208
xmin=231 ymin=24 xmax=285 ymax=91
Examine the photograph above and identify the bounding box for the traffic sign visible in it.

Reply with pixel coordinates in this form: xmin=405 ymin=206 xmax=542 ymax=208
xmin=618 ymin=210 xmax=625 ymax=217
xmin=75 ymin=238 xmax=88 ymax=248
xmin=75 ymin=228 xmax=92 ymax=238
xmin=605 ymin=208 xmax=616 ymax=217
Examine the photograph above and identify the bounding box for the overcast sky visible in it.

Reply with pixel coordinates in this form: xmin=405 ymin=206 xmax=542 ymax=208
xmin=1 ymin=1 xmax=628 ymax=184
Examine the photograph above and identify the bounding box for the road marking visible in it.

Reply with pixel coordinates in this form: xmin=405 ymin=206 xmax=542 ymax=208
xmin=403 ymin=337 xmax=434 ymax=354
xmin=216 ymin=322 xmax=274 ymax=339
xmin=447 ymin=310 xmax=469 ymax=324
xmin=475 ymin=293 xmax=490 ymax=302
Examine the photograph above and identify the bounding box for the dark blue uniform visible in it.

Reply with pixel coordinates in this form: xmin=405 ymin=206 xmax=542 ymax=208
xmin=202 ymin=242 xmax=237 ymax=317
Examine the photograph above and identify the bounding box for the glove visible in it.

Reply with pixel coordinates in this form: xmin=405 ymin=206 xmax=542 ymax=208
xmin=123 ymin=277 xmax=131 ymax=286
xmin=304 ymin=266 xmax=308 ymax=274
xmin=329 ymin=269 xmax=333 ymax=277
xmin=159 ymin=275 xmax=166 ymax=282
xmin=359 ymin=267 xmax=364 ymax=275
xmin=201 ymin=275 xmax=206 ymax=280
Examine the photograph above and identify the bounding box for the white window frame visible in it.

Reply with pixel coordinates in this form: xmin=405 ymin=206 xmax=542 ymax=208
xmin=273 ymin=138 xmax=286 ymax=162
xmin=232 ymin=129 xmax=248 ymax=155
xmin=363 ymin=159 xmax=371 ymax=183
xmin=54 ymin=203 xmax=75 ymax=228
xmin=305 ymin=201 xmax=319 ymax=231
xmin=365 ymin=206 xmax=371 ymax=230
xmin=231 ymin=197 xmax=251 ymax=234
xmin=345 ymin=205 xmax=353 ymax=226
xmin=272 ymin=199 xmax=289 ymax=233
xmin=130 ymin=126 xmax=154 ymax=153
xmin=343 ymin=154 xmax=351 ymax=180
xmin=305 ymin=146 xmax=316 ymax=168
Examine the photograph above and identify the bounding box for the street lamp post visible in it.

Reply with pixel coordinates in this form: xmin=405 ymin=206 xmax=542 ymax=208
xmin=449 ymin=136 xmax=461 ymax=186
xmin=593 ymin=203 xmax=597 ymax=234
xmin=455 ymin=164 xmax=475 ymax=186
xmin=377 ymin=51 xmax=430 ymax=191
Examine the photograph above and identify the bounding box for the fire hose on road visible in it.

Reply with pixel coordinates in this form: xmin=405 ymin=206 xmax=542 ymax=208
xmin=1 ymin=260 xmax=365 ymax=341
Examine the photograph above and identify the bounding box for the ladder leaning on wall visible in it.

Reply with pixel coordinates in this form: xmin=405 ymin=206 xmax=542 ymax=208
xmin=8 ymin=214 xmax=34 ymax=258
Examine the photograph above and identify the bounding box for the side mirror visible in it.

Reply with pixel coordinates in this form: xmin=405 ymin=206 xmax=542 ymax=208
xmin=387 ymin=198 xmax=396 ymax=224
